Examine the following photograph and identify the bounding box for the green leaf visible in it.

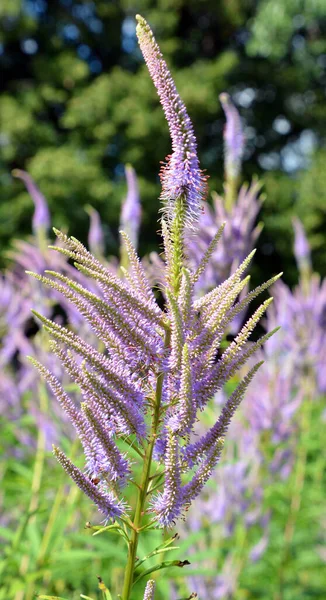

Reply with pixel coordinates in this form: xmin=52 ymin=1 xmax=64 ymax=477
xmin=91 ymin=522 xmax=130 ymax=545
xmin=135 ymin=534 xmax=180 ymax=569
xmin=36 ymin=596 xmax=70 ymax=600
xmin=133 ymin=559 xmax=191 ymax=586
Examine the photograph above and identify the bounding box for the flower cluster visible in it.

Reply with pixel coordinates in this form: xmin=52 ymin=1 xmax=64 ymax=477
xmin=30 ymin=226 xmax=277 ymax=525
xmin=29 ymin=18 xmax=278 ymax=535
xmin=136 ymin=15 xmax=207 ymax=228
xmin=180 ymin=220 xmax=324 ymax=599
xmin=187 ymin=94 xmax=262 ymax=295
xmin=188 ymin=178 xmax=263 ymax=294
xmin=143 ymin=94 xmax=263 ymax=309
xmin=0 ymin=170 xmax=107 ymax=449
xmin=219 ymin=92 xmax=245 ymax=183
xmin=267 ymin=222 xmax=326 ymax=395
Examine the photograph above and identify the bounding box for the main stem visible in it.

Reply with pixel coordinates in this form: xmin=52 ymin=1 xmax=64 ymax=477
xmin=121 ymin=331 xmax=170 ymax=600
xmin=170 ymin=196 xmax=185 ymax=295
xmin=224 ymin=176 xmax=238 ymax=213
xmin=121 ymin=206 xmax=182 ymax=599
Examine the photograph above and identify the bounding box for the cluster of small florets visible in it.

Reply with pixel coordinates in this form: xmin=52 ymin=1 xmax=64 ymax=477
xmin=30 ymin=224 xmax=278 ymax=526
xmin=30 ymin=16 xmax=278 ymax=530
xmin=136 ymin=15 xmax=207 ymax=228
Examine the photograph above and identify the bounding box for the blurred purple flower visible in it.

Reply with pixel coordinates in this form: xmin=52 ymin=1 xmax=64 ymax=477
xmin=189 ymin=179 xmax=263 ymax=296
xmin=120 ymin=165 xmax=141 ymax=250
xmin=219 ymin=93 xmax=245 ymax=182
xmin=1 ymin=175 xmax=105 ymax=451
xmin=292 ymin=217 xmax=311 ymax=267
xmin=86 ymin=206 xmax=105 ymax=257
xmin=12 ymin=169 xmax=51 ymax=234
xmin=268 ymin=270 xmax=326 ymax=394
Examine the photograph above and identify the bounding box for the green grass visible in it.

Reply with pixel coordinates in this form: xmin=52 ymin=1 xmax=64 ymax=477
xmin=1 ymin=397 xmax=325 ymax=599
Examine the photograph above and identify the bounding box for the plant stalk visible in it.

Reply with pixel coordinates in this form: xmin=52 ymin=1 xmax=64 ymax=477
xmin=121 ymin=330 xmax=170 ymax=600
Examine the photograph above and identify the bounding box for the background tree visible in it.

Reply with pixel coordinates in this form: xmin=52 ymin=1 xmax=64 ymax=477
xmin=1 ymin=0 xmax=325 ymax=282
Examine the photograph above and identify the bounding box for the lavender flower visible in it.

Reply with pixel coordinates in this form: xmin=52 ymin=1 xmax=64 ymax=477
xmin=268 ymin=276 xmax=326 ymax=394
xmin=264 ymin=220 xmax=325 ymax=394
xmin=136 ymin=15 xmax=207 ymax=228
xmin=30 ymin=200 xmax=277 ymax=528
xmin=86 ymin=206 xmax=105 ymax=257
xmin=144 ymin=97 xmax=262 ymax=307
xmin=293 ymin=217 xmax=311 ymax=267
xmin=292 ymin=217 xmax=312 ymax=295
xmin=219 ymin=93 xmax=245 ymax=182
xmin=1 ymin=171 xmax=107 ymax=450
xmin=53 ymin=446 xmax=125 ymax=520
xmin=120 ymin=165 xmax=141 ymax=250
xmin=28 ymin=16 xmax=278 ymax=598
xmin=12 ymin=169 xmax=50 ymax=234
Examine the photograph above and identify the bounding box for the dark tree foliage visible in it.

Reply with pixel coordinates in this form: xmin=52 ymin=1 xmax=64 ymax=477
xmin=1 ymin=0 xmax=325 ymax=282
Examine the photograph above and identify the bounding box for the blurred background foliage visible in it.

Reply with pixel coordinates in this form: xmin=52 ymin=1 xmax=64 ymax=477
xmin=1 ymin=0 xmax=325 ymax=284
xmin=1 ymin=3 xmax=326 ymax=600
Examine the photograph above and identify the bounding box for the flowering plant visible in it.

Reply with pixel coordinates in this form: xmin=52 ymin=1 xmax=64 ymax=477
xmin=29 ymin=16 xmax=279 ymax=600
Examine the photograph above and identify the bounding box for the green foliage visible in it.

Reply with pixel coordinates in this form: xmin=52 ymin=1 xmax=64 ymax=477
xmin=170 ymin=397 xmax=326 ymax=599
xmin=0 ymin=0 xmax=325 ymax=282
xmin=1 ymin=396 xmax=325 ymax=599
xmin=258 ymin=150 xmax=326 ymax=286
xmin=247 ymin=0 xmax=326 ymax=60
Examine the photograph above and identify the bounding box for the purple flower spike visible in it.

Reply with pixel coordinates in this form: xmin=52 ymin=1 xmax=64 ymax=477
xmin=143 ymin=580 xmax=156 ymax=600
xmin=29 ymin=221 xmax=277 ymax=528
xmin=86 ymin=206 xmax=105 ymax=257
xmin=53 ymin=446 xmax=125 ymax=521
xmin=136 ymin=15 xmax=207 ymax=227
xmin=152 ymin=428 xmax=183 ymax=527
xmin=219 ymin=93 xmax=245 ymax=181
xmin=292 ymin=217 xmax=311 ymax=271
xmin=12 ymin=169 xmax=51 ymax=234
xmin=120 ymin=165 xmax=141 ymax=250
xmin=28 ymin=17 xmax=277 ymax=540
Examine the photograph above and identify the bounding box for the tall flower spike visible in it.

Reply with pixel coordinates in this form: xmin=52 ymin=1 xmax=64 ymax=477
xmin=82 ymin=403 xmax=130 ymax=485
xmin=136 ymin=15 xmax=207 ymax=227
xmin=182 ymin=362 xmax=264 ymax=468
xmin=292 ymin=217 xmax=311 ymax=285
xmin=86 ymin=206 xmax=105 ymax=257
xmin=182 ymin=438 xmax=225 ymax=505
xmin=120 ymin=165 xmax=141 ymax=251
xmin=12 ymin=169 xmax=51 ymax=234
xmin=292 ymin=217 xmax=311 ymax=265
xmin=27 ymin=18 xmax=280 ymax=598
xmin=152 ymin=428 xmax=183 ymax=527
xmin=53 ymin=446 xmax=125 ymax=521
xmin=168 ymin=343 xmax=196 ymax=436
xmin=219 ymin=93 xmax=245 ymax=183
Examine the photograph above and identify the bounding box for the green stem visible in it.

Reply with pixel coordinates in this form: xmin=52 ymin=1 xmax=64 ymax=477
xmin=37 ymin=438 xmax=80 ymax=564
xmin=15 ymin=382 xmax=47 ymax=600
xmin=274 ymin=376 xmax=313 ymax=600
xmin=170 ymin=196 xmax=185 ymax=295
xmin=224 ymin=176 xmax=239 ymax=212
xmin=121 ymin=330 xmax=170 ymax=600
